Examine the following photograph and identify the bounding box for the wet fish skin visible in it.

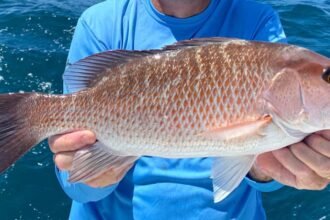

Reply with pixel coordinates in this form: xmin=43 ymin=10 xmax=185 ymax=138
xmin=64 ymin=40 xmax=329 ymax=157
xmin=0 ymin=38 xmax=329 ymax=202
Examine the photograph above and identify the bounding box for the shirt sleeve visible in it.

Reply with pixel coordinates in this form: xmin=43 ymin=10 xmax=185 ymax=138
xmin=253 ymin=10 xmax=287 ymax=43
xmin=56 ymin=16 xmax=118 ymax=203
xmin=66 ymin=16 xmax=108 ymax=64
xmin=244 ymin=9 xmax=287 ymax=192
xmin=55 ymin=168 xmax=118 ymax=203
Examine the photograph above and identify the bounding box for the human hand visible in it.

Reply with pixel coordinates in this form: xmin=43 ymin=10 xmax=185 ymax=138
xmin=49 ymin=130 xmax=133 ymax=187
xmin=250 ymin=130 xmax=330 ymax=190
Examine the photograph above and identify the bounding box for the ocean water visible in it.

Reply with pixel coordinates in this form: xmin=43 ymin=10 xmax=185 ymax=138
xmin=0 ymin=0 xmax=329 ymax=219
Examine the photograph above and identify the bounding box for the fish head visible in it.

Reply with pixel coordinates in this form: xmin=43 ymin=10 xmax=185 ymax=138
xmin=295 ymin=53 xmax=330 ymax=131
xmin=266 ymin=46 xmax=330 ymax=135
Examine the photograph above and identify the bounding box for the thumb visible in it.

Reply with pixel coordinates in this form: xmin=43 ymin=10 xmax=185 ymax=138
xmin=48 ymin=130 xmax=96 ymax=153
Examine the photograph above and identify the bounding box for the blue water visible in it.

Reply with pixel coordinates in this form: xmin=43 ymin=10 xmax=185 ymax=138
xmin=0 ymin=0 xmax=329 ymax=219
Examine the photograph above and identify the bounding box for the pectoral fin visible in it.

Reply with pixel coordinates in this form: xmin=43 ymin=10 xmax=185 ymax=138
xmin=69 ymin=142 xmax=138 ymax=183
xmin=197 ymin=115 xmax=272 ymax=140
xmin=212 ymin=155 xmax=256 ymax=203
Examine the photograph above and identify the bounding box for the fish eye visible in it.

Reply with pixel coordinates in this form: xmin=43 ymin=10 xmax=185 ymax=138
xmin=322 ymin=67 xmax=330 ymax=84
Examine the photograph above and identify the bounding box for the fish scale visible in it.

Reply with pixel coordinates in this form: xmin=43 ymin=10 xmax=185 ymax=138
xmin=0 ymin=37 xmax=329 ymax=202
xmin=92 ymin=43 xmax=271 ymax=156
xmin=104 ymin=45 xmax=260 ymax=150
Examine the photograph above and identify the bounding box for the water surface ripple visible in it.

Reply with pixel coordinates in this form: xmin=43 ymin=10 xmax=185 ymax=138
xmin=0 ymin=0 xmax=329 ymax=219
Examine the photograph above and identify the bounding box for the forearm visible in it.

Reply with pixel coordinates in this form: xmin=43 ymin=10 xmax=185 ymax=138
xmin=57 ymin=21 xmax=115 ymax=202
xmin=55 ymin=167 xmax=118 ymax=203
xmin=245 ymin=165 xmax=283 ymax=192
xmin=244 ymin=176 xmax=283 ymax=192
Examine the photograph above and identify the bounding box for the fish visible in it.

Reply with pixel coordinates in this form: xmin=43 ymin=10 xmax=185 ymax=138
xmin=0 ymin=37 xmax=329 ymax=202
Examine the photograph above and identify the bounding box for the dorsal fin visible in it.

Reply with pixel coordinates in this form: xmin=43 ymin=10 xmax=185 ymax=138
xmin=163 ymin=37 xmax=242 ymax=50
xmin=63 ymin=37 xmax=242 ymax=93
xmin=63 ymin=50 xmax=160 ymax=92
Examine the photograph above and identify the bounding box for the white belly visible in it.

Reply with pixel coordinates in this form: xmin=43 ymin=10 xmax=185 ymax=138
xmin=99 ymin=122 xmax=303 ymax=158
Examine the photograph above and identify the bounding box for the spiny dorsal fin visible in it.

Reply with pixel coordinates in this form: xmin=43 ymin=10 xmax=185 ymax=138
xmin=63 ymin=50 xmax=161 ymax=92
xmin=63 ymin=37 xmax=243 ymax=93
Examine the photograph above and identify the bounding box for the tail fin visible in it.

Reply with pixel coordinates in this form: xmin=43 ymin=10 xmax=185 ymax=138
xmin=0 ymin=93 xmax=39 ymax=173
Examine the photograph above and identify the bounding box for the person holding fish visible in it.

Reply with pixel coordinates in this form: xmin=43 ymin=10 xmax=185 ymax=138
xmin=43 ymin=0 xmax=330 ymax=219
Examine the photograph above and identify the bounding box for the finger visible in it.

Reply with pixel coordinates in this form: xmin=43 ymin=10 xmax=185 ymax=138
xmin=315 ymin=130 xmax=330 ymax=140
xmin=48 ymin=130 xmax=96 ymax=153
xmin=85 ymin=163 xmax=134 ymax=188
xmin=255 ymin=152 xmax=297 ymax=187
xmin=290 ymin=140 xmax=330 ymax=178
xmin=54 ymin=151 xmax=75 ymax=171
xmin=305 ymin=134 xmax=330 ymax=157
xmin=273 ymin=147 xmax=327 ymax=190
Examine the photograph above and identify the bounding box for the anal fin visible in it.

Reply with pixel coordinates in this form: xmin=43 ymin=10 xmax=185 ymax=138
xmin=69 ymin=142 xmax=138 ymax=183
xmin=212 ymin=155 xmax=256 ymax=203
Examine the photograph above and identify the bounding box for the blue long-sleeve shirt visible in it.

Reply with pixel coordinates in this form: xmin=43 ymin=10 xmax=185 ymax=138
xmin=57 ymin=0 xmax=287 ymax=219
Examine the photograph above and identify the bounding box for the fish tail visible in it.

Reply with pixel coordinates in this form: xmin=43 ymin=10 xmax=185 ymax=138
xmin=0 ymin=93 xmax=40 ymax=173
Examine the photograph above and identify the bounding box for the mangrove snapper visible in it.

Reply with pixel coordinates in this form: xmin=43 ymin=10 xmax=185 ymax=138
xmin=0 ymin=38 xmax=329 ymax=202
